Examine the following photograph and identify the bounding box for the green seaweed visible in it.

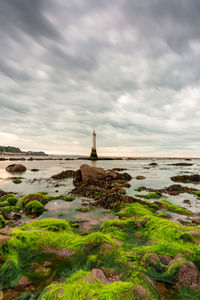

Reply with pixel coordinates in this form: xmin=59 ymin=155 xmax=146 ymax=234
xmin=160 ymin=200 xmax=193 ymax=215
xmin=135 ymin=192 xmax=162 ymax=199
xmin=25 ymin=200 xmax=45 ymax=216
xmin=13 ymin=178 xmax=22 ymax=184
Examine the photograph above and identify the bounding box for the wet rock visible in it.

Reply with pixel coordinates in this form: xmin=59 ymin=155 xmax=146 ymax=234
xmin=43 ymin=261 xmax=52 ymax=267
xmin=73 ymin=169 xmax=82 ymax=186
xmin=136 ymin=175 xmax=146 ymax=180
xmin=0 ymin=228 xmax=12 ymax=235
xmin=91 ymin=269 xmax=108 ymax=284
xmin=43 ymin=247 xmax=76 ymax=259
xmin=183 ymin=199 xmax=191 ymax=204
xmin=18 ymin=276 xmax=32 ymax=289
xmin=51 ymin=170 xmax=75 ymax=179
xmin=112 ymin=168 xmax=127 ymax=171
xmin=168 ymin=163 xmax=193 ymax=166
xmin=149 ymin=162 xmax=158 ymax=166
xmin=158 ymin=255 xmax=172 ymax=265
xmin=145 ymin=184 xmax=197 ymax=195
xmin=178 ymin=219 xmax=193 ymax=226
xmin=10 ymin=212 xmax=21 ymax=220
xmin=106 ymin=171 xmax=118 ymax=179
xmin=134 ymin=285 xmax=147 ymax=299
xmin=178 ymin=262 xmax=200 ymax=287
xmin=6 ymin=164 xmax=26 ymax=172
xmin=0 ymin=234 xmax=11 ymax=243
xmin=0 ymin=190 xmax=10 ymax=197
xmin=192 ymin=218 xmax=200 ymax=225
xmin=80 ymin=164 xmax=106 ymax=182
xmin=171 ymin=174 xmax=200 ymax=184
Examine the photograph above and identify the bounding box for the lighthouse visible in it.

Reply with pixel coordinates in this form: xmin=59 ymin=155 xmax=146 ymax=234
xmin=90 ymin=130 xmax=98 ymax=160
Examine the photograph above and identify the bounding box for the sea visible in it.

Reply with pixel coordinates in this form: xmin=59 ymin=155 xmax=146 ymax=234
xmin=1 ymin=156 xmax=200 ymax=230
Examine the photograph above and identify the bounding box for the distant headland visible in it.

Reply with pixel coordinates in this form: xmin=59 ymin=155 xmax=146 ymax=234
xmin=0 ymin=146 xmax=47 ymax=156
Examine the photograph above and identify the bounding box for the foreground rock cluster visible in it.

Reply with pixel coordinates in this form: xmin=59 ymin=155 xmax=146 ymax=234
xmin=1 ymin=164 xmax=200 ymax=299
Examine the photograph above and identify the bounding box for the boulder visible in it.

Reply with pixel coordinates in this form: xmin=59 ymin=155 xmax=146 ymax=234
xmin=136 ymin=176 xmax=146 ymax=180
xmin=80 ymin=164 xmax=106 ymax=182
xmin=18 ymin=276 xmax=32 ymax=288
xmin=91 ymin=269 xmax=108 ymax=284
xmin=149 ymin=162 xmax=158 ymax=166
xmin=134 ymin=285 xmax=147 ymax=299
xmin=6 ymin=164 xmax=26 ymax=172
xmin=178 ymin=262 xmax=200 ymax=287
xmin=51 ymin=170 xmax=75 ymax=179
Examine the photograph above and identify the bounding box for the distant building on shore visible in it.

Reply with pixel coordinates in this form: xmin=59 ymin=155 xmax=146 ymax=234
xmin=90 ymin=130 xmax=98 ymax=160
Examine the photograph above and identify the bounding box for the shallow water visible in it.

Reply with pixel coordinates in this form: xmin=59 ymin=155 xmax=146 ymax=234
xmin=1 ymin=157 xmax=200 ymax=223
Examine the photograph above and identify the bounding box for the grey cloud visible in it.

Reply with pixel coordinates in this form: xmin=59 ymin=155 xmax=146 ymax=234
xmin=0 ymin=0 xmax=200 ymax=155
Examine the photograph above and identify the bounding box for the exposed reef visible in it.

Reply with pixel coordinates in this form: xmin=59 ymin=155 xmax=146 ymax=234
xmin=171 ymin=174 xmax=200 ymax=184
xmin=135 ymin=184 xmax=197 ymax=196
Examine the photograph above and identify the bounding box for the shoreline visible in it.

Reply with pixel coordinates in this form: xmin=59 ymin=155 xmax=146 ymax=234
xmin=0 ymin=156 xmax=199 ymax=161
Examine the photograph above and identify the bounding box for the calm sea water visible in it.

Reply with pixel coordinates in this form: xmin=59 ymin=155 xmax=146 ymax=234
xmin=1 ymin=156 xmax=200 ymax=227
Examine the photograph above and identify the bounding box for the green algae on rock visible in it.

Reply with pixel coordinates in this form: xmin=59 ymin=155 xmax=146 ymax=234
xmin=1 ymin=193 xmax=200 ymax=299
xmin=12 ymin=179 xmax=22 ymax=184
xmin=17 ymin=193 xmax=48 ymax=209
xmin=135 ymin=192 xmax=163 ymax=199
xmin=24 ymin=200 xmax=45 ymax=216
xmin=160 ymin=200 xmax=194 ymax=215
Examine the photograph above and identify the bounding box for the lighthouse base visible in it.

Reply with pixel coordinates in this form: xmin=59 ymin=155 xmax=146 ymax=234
xmin=90 ymin=148 xmax=98 ymax=160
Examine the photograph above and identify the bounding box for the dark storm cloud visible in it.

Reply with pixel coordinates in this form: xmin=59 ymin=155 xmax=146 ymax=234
xmin=0 ymin=0 xmax=200 ymax=155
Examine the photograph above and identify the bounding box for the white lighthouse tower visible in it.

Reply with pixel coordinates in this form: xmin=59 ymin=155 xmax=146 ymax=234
xmin=90 ymin=130 xmax=98 ymax=160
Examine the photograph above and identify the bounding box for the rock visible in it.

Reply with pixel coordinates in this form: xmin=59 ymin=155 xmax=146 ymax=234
xmin=136 ymin=176 xmax=146 ymax=180
xmin=91 ymin=269 xmax=108 ymax=284
xmin=145 ymin=184 xmax=197 ymax=196
xmin=178 ymin=262 xmax=200 ymax=287
xmin=73 ymin=169 xmax=82 ymax=186
xmin=31 ymin=168 xmax=39 ymax=172
xmin=192 ymin=218 xmax=200 ymax=225
xmin=0 ymin=190 xmax=10 ymax=197
xmin=114 ymin=172 xmax=132 ymax=181
xmin=43 ymin=247 xmax=76 ymax=259
xmin=158 ymin=255 xmax=172 ymax=265
xmin=0 ymin=234 xmax=11 ymax=243
xmin=168 ymin=163 xmax=193 ymax=166
xmin=149 ymin=162 xmax=158 ymax=166
xmin=171 ymin=174 xmax=200 ymax=184
xmin=6 ymin=164 xmax=26 ymax=172
xmin=18 ymin=276 xmax=32 ymax=288
xmin=51 ymin=170 xmax=75 ymax=179
xmin=112 ymin=168 xmax=127 ymax=171
xmin=43 ymin=261 xmax=52 ymax=267
xmin=0 ymin=228 xmax=12 ymax=235
xmin=106 ymin=171 xmax=118 ymax=179
xmin=183 ymin=199 xmax=191 ymax=204
xmin=134 ymin=285 xmax=147 ymax=299
xmin=80 ymin=164 xmax=106 ymax=182
xmin=10 ymin=212 xmax=21 ymax=220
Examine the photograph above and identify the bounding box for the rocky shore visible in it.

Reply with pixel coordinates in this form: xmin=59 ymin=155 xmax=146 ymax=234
xmin=1 ymin=163 xmax=200 ymax=299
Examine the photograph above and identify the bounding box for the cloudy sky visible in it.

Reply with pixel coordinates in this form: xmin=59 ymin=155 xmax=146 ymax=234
xmin=0 ymin=0 xmax=200 ymax=156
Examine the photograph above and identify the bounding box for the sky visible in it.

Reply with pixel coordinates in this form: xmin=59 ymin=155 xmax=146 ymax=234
xmin=0 ymin=0 xmax=200 ymax=157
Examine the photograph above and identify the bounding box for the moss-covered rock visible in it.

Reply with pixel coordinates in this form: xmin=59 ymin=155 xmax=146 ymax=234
xmin=160 ymin=200 xmax=193 ymax=215
xmin=24 ymin=200 xmax=44 ymax=216
xmin=135 ymin=192 xmax=162 ymax=199
xmin=17 ymin=193 xmax=48 ymax=209
xmin=0 ymin=215 xmax=6 ymax=228
xmin=20 ymin=218 xmax=72 ymax=232
xmin=6 ymin=196 xmax=18 ymax=206
xmin=13 ymin=179 xmax=22 ymax=184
